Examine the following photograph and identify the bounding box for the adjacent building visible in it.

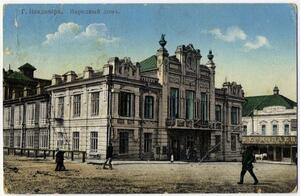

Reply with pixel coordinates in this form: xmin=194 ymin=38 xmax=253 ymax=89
xmin=3 ymin=63 xmax=51 ymax=149
xmin=242 ymin=86 xmax=297 ymax=163
xmin=46 ymin=35 xmax=245 ymax=161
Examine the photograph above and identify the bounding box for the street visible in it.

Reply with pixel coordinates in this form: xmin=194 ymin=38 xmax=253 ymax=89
xmin=3 ymin=155 xmax=297 ymax=193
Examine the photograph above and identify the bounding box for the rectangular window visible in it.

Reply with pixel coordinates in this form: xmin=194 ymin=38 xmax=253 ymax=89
xmin=215 ymin=105 xmax=222 ymax=122
xmin=201 ymin=93 xmax=208 ymax=121
xmin=4 ymin=107 xmax=11 ymax=128
xmin=284 ymin=124 xmax=289 ymax=136
xmin=39 ymin=130 xmax=49 ymax=149
xmin=57 ymin=97 xmax=64 ymax=118
xmin=231 ymin=107 xmax=239 ymax=125
xmin=40 ymin=102 xmax=47 ymax=124
xmin=262 ymin=125 xmax=266 ymax=135
xmin=144 ymin=96 xmax=154 ymax=119
xmin=272 ymin=124 xmax=278 ymax=135
xmin=73 ymin=95 xmax=81 ymax=117
xmin=144 ymin=133 xmax=152 ymax=153
xmin=26 ymin=104 xmax=36 ymax=125
xmin=18 ymin=105 xmax=23 ymax=125
xmin=215 ymin=135 xmax=221 ymax=152
xmin=186 ymin=90 xmax=195 ymax=120
xmin=119 ymin=92 xmax=133 ymax=117
xmin=26 ymin=130 xmax=35 ymax=148
xmin=231 ymin=134 xmax=236 ymax=151
xmin=57 ymin=132 xmax=64 ymax=149
xmin=170 ymin=88 xmax=179 ymax=118
xmin=91 ymin=92 xmax=100 ymax=116
xmin=72 ymin=132 xmax=80 ymax=151
xmin=243 ymin=125 xmax=247 ymax=133
xmin=14 ymin=130 xmax=21 ymax=148
xmin=3 ymin=131 xmax=10 ymax=147
xmin=119 ymin=132 xmax=129 ymax=154
xmin=90 ymin=132 xmax=98 ymax=153
xmin=14 ymin=106 xmax=20 ymax=126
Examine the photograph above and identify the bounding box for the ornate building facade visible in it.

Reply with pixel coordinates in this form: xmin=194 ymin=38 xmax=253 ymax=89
xmin=46 ymin=36 xmax=245 ymax=161
xmin=3 ymin=63 xmax=51 ymax=149
xmin=242 ymin=86 xmax=297 ymax=163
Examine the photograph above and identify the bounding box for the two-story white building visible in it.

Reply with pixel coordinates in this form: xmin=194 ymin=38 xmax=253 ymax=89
xmin=46 ymin=35 xmax=245 ymax=161
xmin=3 ymin=63 xmax=51 ymax=150
xmin=242 ymin=86 xmax=297 ymax=163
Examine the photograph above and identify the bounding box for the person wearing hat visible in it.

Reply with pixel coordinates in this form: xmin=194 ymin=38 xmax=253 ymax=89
xmin=237 ymin=146 xmax=259 ymax=185
xmin=103 ymin=142 xmax=113 ymax=170
xmin=55 ymin=148 xmax=65 ymax=171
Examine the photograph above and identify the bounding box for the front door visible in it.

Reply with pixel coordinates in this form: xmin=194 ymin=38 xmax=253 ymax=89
xmin=171 ymin=138 xmax=181 ymax=160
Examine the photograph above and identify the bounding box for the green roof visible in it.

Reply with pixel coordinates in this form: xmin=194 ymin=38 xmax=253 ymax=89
xmin=139 ymin=55 xmax=157 ymax=72
xmin=18 ymin=63 xmax=36 ymax=71
xmin=6 ymin=71 xmax=34 ymax=82
xmin=242 ymin=94 xmax=297 ymax=116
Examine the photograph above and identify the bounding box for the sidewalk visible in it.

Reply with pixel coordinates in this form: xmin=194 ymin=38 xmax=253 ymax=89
xmin=86 ymin=159 xmax=296 ymax=165
xmin=255 ymin=160 xmax=295 ymax=165
xmin=86 ymin=160 xmax=188 ymax=165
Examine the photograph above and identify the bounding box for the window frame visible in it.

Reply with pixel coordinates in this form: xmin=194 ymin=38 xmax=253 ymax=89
xmin=231 ymin=107 xmax=239 ymax=125
xmin=215 ymin=105 xmax=222 ymax=122
xmin=26 ymin=130 xmax=35 ymax=148
xmin=200 ymin=92 xmax=208 ymax=121
xmin=144 ymin=96 xmax=154 ymax=119
xmin=3 ymin=130 xmax=10 ymax=147
xmin=57 ymin=97 xmax=64 ymax=118
xmin=284 ymin=124 xmax=290 ymax=136
xmin=170 ymin=88 xmax=179 ymax=119
xmin=119 ymin=92 xmax=133 ymax=117
xmin=14 ymin=130 xmax=21 ymax=148
xmin=272 ymin=124 xmax=278 ymax=135
xmin=185 ymin=90 xmax=195 ymax=120
xmin=144 ymin=133 xmax=153 ymax=153
xmin=119 ymin=131 xmax=129 ymax=154
xmin=73 ymin=95 xmax=81 ymax=117
xmin=72 ymin=132 xmax=80 ymax=151
xmin=91 ymin=92 xmax=100 ymax=116
xmin=39 ymin=129 xmax=49 ymax=149
xmin=261 ymin=124 xmax=266 ymax=135
xmin=90 ymin=132 xmax=98 ymax=153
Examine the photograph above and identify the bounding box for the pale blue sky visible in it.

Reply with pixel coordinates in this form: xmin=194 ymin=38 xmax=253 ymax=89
xmin=3 ymin=4 xmax=297 ymax=100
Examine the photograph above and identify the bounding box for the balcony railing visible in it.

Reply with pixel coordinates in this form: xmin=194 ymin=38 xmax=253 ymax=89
xmin=166 ymin=118 xmax=223 ymax=130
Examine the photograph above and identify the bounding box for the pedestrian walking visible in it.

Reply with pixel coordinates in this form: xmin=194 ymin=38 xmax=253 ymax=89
xmin=55 ymin=148 xmax=65 ymax=171
xmin=103 ymin=142 xmax=113 ymax=170
xmin=237 ymin=146 xmax=259 ymax=185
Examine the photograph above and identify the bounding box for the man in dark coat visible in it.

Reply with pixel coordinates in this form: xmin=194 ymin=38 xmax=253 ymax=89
xmin=103 ymin=142 xmax=113 ymax=170
xmin=55 ymin=148 xmax=65 ymax=171
xmin=238 ymin=146 xmax=259 ymax=185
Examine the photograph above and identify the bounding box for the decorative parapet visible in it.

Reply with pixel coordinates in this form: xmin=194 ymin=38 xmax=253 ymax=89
xmin=141 ymin=76 xmax=159 ymax=84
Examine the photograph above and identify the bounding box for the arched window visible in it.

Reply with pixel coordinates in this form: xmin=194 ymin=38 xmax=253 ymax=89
xmin=284 ymin=124 xmax=289 ymax=135
xmin=272 ymin=124 xmax=278 ymax=135
xmin=261 ymin=124 xmax=266 ymax=135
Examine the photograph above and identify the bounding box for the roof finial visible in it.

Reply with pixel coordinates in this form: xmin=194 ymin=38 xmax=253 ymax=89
xmin=207 ymin=50 xmax=214 ymax=60
xmin=273 ymin=85 xmax=279 ymax=95
xmin=159 ymin=34 xmax=167 ymax=48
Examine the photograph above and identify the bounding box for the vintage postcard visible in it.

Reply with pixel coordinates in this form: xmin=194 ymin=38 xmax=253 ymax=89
xmin=2 ymin=3 xmax=298 ymax=194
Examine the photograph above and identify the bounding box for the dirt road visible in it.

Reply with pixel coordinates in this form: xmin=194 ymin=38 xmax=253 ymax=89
xmin=3 ymin=155 xmax=297 ymax=193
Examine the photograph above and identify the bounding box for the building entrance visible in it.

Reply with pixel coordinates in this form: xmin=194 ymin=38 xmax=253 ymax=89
xmin=168 ymin=130 xmax=211 ymax=161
